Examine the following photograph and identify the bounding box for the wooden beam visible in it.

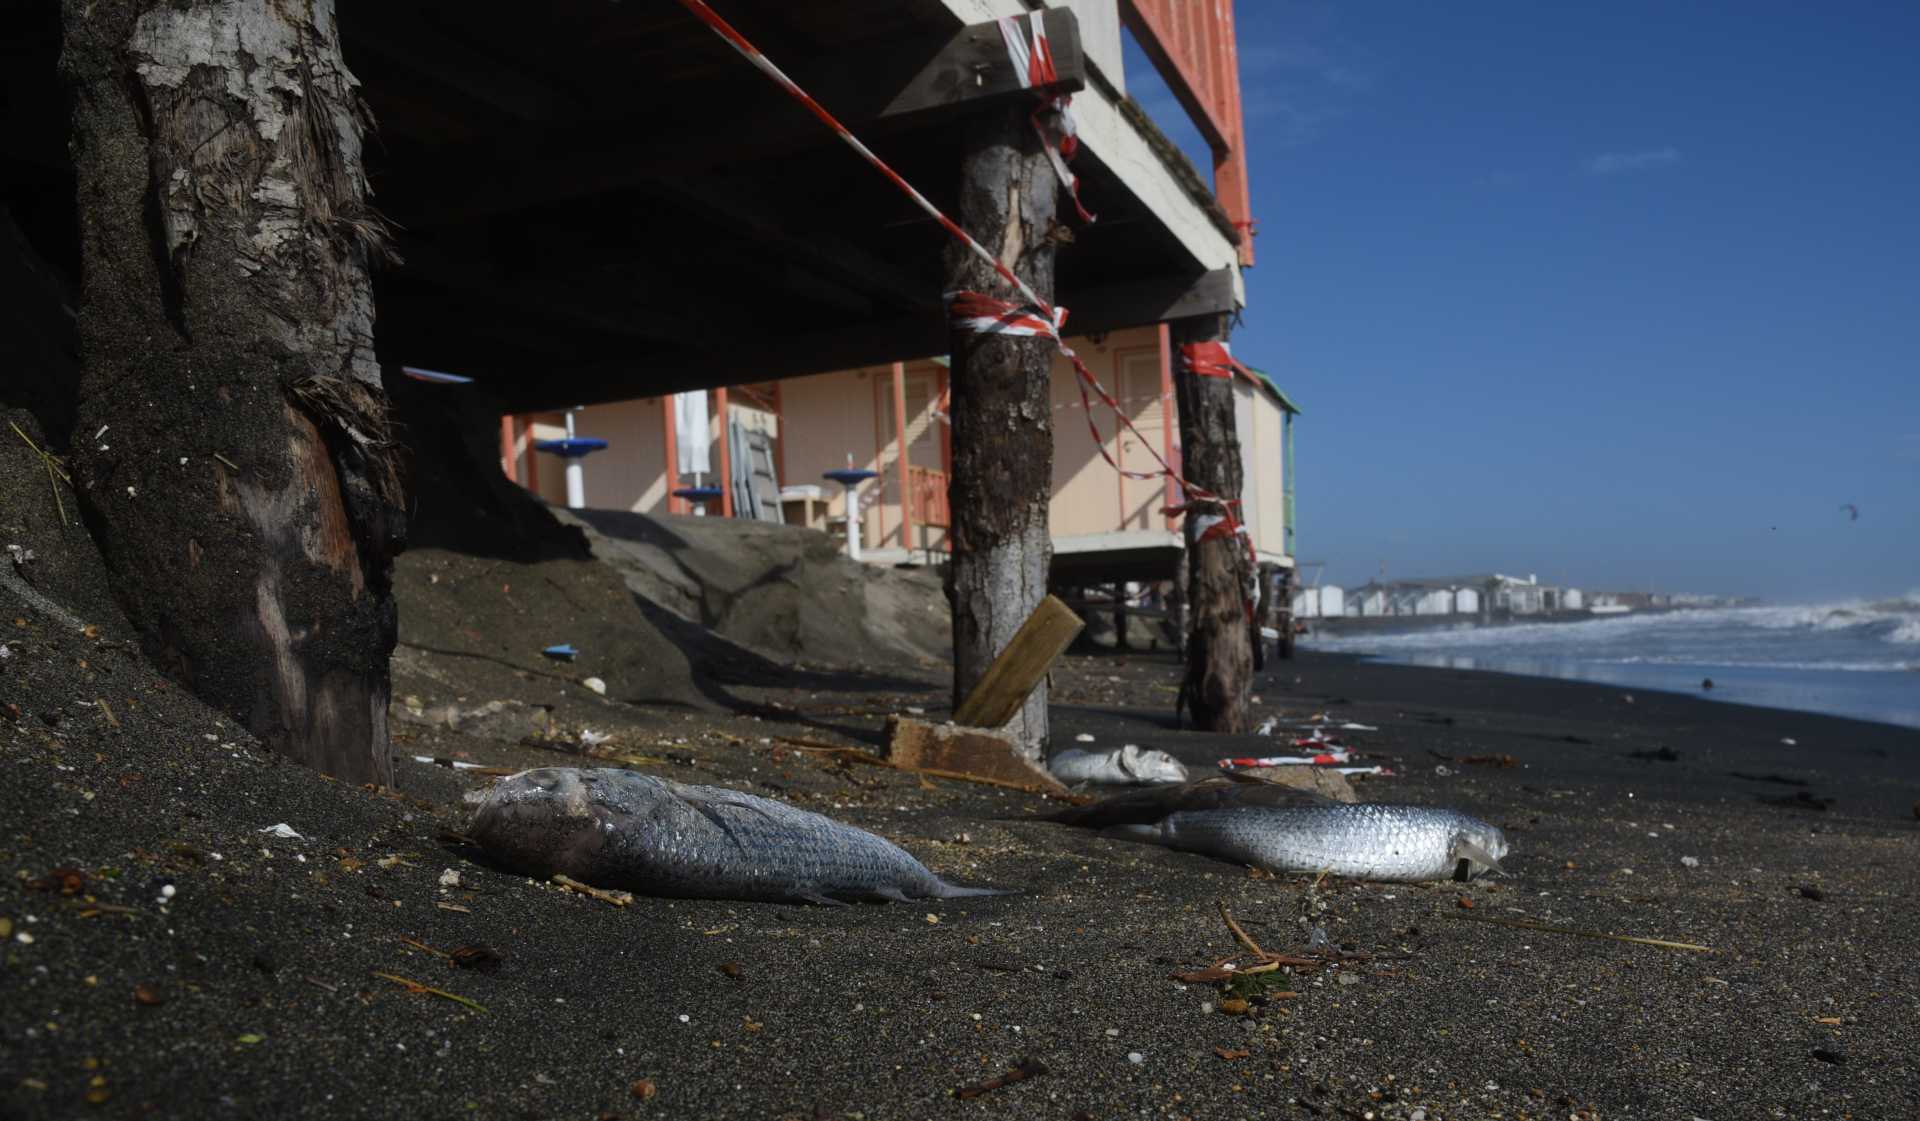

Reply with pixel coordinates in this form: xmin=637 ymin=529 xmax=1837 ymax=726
xmin=883 ymin=7 xmax=1083 ymax=120
xmin=661 ymin=395 xmax=681 ymax=514
xmin=892 ymin=361 xmax=912 ymax=551
xmin=952 ymin=595 xmax=1086 ymax=729
xmin=379 ymin=11 xmax=1084 ymax=227
xmin=714 ymin=387 xmax=734 ymax=518
xmin=496 ymin=268 xmax=1239 ymax=412
xmin=342 ymin=11 xmax=578 ymax=123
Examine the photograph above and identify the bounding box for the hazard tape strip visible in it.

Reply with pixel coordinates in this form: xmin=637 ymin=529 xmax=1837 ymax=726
xmin=676 ymin=0 xmax=1256 ymax=616
xmin=997 ymin=12 xmax=1095 ymax=224
xmin=1180 ymin=340 xmax=1254 ymax=381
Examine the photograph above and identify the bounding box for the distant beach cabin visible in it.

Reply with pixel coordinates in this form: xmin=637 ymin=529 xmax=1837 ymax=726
xmin=500 ymin=324 xmax=1301 ymax=588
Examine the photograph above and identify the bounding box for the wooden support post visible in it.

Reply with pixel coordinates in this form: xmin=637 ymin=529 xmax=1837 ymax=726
xmin=714 ymin=386 xmax=733 ymax=518
xmin=523 ymin=416 xmax=540 ymax=496
xmin=1278 ymin=565 xmax=1297 ymax=660
xmin=946 ymin=101 xmax=1063 ymax=761
xmin=1252 ymin=561 xmax=1273 ymax=672
xmin=952 ymin=594 xmax=1085 ymax=729
xmin=499 ymin=415 xmax=516 ymax=481
xmin=660 ymin=396 xmax=680 ymax=514
xmin=892 ymin=361 xmax=913 ymax=551
xmin=1171 ymin=312 xmax=1252 ymax=732
xmin=1158 ymin=322 xmax=1177 ymax=530
xmin=62 ymin=0 xmax=402 ymax=785
xmin=1113 ymin=581 xmax=1131 ymax=651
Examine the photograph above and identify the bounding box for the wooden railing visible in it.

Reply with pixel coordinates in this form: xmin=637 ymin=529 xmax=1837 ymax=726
xmin=907 ymin=465 xmax=949 ymax=529
xmin=1121 ymin=0 xmax=1254 ymax=265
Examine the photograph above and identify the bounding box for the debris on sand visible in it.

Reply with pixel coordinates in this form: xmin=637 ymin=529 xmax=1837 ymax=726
xmin=955 ymin=1058 xmax=1048 ymax=1100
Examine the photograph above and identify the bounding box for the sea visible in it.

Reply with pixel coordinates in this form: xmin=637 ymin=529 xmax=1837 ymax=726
xmin=1302 ymin=596 xmax=1920 ymax=731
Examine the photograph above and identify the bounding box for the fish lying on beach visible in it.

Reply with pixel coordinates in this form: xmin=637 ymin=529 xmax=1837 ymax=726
xmin=1048 ymin=744 xmax=1190 ymax=786
xmin=468 ymin=767 xmax=1007 ymax=904
xmin=1048 ymin=779 xmax=1508 ymax=882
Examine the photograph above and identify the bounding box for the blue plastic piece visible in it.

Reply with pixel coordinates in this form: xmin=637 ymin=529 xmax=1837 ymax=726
xmin=672 ymin=486 xmax=725 ymax=502
xmin=541 ymin=644 xmax=578 ymax=661
xmin=533 ymin=437 xmax=609 ymax=459
xmin=822 ymin=468 xmax=879 ymax=486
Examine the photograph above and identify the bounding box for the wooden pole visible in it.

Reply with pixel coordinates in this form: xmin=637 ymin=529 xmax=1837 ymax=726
xmin=892 ymin=361 xmax=912 ymax=551
xmin=661 ymin=396 xmax=680 ymax=514
xmin=499 ymin=415 xmax=516 ymax=481
xmin=715 ymin=386 xmax=733 ymax=517
xmin=62 ymin=0 xmax=402 ymax=785
xmin=1158 ymin=322 xmax=1178 ymax=530
xmin=946 ymin=101 xmax=1061 ymax=762
xmin=1171 ymin=312 xmax=1251 ymax=732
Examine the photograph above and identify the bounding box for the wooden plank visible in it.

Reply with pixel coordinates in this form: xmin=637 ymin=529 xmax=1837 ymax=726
xmin=953 ymin=595 xmax=1086 ymax=729
xmin=882 ymin=7 xmax=1084 ymax=120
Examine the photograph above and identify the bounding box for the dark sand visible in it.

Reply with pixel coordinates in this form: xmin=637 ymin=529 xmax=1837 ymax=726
xmin=7 ymin=612 xmax=1918 ymax=1121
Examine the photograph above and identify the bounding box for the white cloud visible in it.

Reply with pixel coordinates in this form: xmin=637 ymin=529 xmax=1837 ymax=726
xmin=1586 ymin=147 xmax=1682 ymax=175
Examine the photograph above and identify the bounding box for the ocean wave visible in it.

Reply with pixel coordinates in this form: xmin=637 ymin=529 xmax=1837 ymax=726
xmin=1601 ymin=655 xmax=1917 ymax=673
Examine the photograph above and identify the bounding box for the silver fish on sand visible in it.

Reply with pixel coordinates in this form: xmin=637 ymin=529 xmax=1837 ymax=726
xmin=468 ymin=767 xmax=1007 ymax=904
xmin=1049 ymin=779 xmax=1508 ymax=882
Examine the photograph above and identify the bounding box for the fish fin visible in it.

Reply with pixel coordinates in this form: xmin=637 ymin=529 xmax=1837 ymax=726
xmin=672 ymin=786 xmax=780 ymax=855
xmin=1452 ymin=838 xmax=1506 ymax=877
xmin=872 ymin=886 xmax=912 ymax=903
xmin=794 ymin=889 xmax=850 ymax=907
xmin=1099 ymin=823 xmax=1170 ymax=846
xmin=933 ymin=881 xmax=1014 ymax=899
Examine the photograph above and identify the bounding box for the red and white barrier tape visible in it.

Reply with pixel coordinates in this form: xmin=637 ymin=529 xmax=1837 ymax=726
xmin=676 ymin=0 xmax=1255 ymax=615
xmin=997 ymin=12 xmax=1095 ymax=223
xmin=1218 ymin=751 xmax=1353 ymax=769
xmin=1180 ymin=340 xmax=1253 ymax=381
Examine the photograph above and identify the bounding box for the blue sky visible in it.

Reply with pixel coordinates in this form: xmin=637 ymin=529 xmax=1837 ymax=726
xmin=1125 ymin=4 xmax=1918 ymax=601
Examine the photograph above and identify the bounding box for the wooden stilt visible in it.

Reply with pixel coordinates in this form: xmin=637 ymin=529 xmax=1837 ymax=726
xmin=1171 ymin=312 xmax=1251 ymax=732
xmin=946 ymin=101 xmax=1062 ymax=762
xmin=715 ymin=386 xmax=733 ymax=517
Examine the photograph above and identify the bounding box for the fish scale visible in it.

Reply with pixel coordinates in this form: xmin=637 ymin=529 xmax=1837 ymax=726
xmin=1149 ymin=803 xmax=1504 ymax=881
xmin=469 ymin=768 xmax=1005 ymax=904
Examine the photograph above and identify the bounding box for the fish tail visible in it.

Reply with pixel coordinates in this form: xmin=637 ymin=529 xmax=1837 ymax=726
xmin=933 ymin=881 xmax=1015 ymax=899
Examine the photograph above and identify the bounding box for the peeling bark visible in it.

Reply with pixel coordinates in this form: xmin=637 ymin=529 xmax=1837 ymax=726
xmin=1172 ymin=313 xmax=1251 ymax=733
xmin=62 ymin=0 xmax=402 ymax=785
xmin=945 ymin=103 xmax=1060 ymax=762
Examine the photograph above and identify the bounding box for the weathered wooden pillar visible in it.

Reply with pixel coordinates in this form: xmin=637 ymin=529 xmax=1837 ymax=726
xmin=1276 ymin=565 xmax=1297 ymax=659
xmin=1171 ymin=313 xmax=1251 ymax=732
xmin=63 ymin=0 xmax=403 ymax=785
xmin=1251 ymin=561 xmax=1273 ymax=672
xmin=946 ymin=102 xmax=1060 ymax=761
xmin=1113 ymin=581 xmax=1131 ymax=651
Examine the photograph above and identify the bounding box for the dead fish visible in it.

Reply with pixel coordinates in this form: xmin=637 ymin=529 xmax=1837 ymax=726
xmin=1048 ymin=779 xmax=1507 ymax=882
xmin=468 ymin=767 xmax=1007 ymax=905
xmin=1048 ymin=744 xmax=1190 ymax=786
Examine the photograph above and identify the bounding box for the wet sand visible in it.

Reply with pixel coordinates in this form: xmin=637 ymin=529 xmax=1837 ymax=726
xmin=4 ymin=628 xmax=1918 ymax=1119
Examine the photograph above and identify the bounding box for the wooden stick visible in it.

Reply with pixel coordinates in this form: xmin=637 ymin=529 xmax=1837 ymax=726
xmin=552 ymin=874 xmax=633 ymax=907
xmin=952 ymin=595 xmax=1085 ymax=728
xmin=1444 ymin=912 xmax=1714 ymax=953
xmin=1219 ymin=902 xmax=1269 ymax=959
xmin=371 ymin=971 xmax=488 ymax=1013
xmin=397 ymin=936 xmax=451 ymax=959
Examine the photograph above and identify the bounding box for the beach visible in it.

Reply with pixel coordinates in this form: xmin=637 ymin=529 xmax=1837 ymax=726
xmin=6 ymin=578 xmax=1918 ymax=1120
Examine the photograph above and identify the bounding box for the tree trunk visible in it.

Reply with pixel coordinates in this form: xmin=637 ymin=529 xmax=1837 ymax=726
xmin=946 ymin=102 xmax=1059 ymax=762
xmin=62 ymin=0 xmax=403 ymax=786
xmin=1171 ymin=313 xmax=1251 ymax=732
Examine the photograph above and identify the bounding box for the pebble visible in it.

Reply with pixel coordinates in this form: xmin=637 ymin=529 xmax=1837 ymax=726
xmin=1681 ymin=856 xmax=1700 ymax=868
xmin=1126 ymin=1052 xmax=1144 ymax=1064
